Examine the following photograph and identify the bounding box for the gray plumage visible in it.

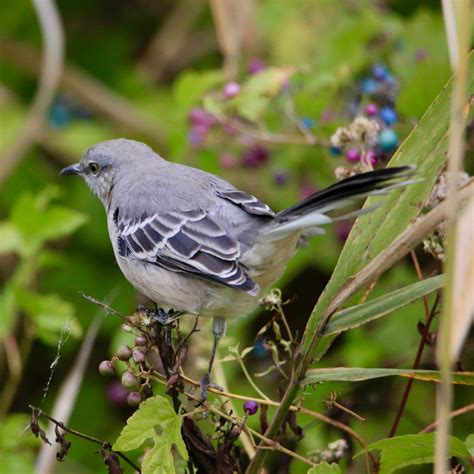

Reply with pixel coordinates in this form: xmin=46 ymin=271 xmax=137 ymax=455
xmin=60 ymin=138 xmax=415 ymax=321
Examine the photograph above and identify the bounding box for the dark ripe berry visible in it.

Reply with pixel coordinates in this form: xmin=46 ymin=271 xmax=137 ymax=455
xmin=135 ymin=334 xmax=147 ymax=347
xmin=273 ymin=170 xmax=289 ymax=186
xmin=188 ymin=107 xmax=216 ymax=128
xmin=117 ymin=345 xmax=133 ymax=361
xmin=223 ymin=81 xmax=241 ymax=98
xmin=121 ymin=371 xmax=140 ymax=390
xmin=133 ymin=349 xmax=146 ymax=364
xmin=243 ymin=400 xmax=258 ymax=415
xmin=364 ymin=103 xmax=378 ymax=117
xmin=379 ymin=128 xmax=398 ymax=151
xmin=346 ymin=148 xmax=361 ymax=162
xmin=99 ymin=360 xmax=116 ymax=377
xmin=242 ymin=146 xmax=269 ymax=168
xmin=372 ymin=64 xmax=389 ymax=81
xmin=379 ymin=107 xmax=398 ymax=126
xmin=106 ymin=381 xmax=129 ymax=406
xmin=127 ymin=391 xmax=142 ymax=407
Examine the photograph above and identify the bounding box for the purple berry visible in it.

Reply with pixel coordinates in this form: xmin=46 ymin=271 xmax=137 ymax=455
xmin=415 ymin=48 xmax=428 ymax=62
xmin=242 ymin=146 xmax=269 ymax=168
xmin=223 ymin=81 xmax=241 ymax=98
xmin=187 ymin=130 xmax=204 ymax=147
xmin=366 ymin=150 xmax=378 ymax=165
xmin=117 ymin=345 xmax=133 ymax=361
xmin=106 ymin=381 xmax=129 ymax=406
xmin=365 ymin=103 xmax=378 ymax=117
xmin=321 ymin=109 xmax=333 ymax=122
xmin=243 ymin=400 xmax=258 ymax=415
xmin=249 ymin=58 xmax=265 ymax=74
xmin=299 ymin=184 xmax=317 ymax=199
xmin=133 ymin=349 xmax=146 ymax=364
xmin=135 ymin=335 xmax=147 ymax=347
xmin=379 ymin=107 xmax=397 ymax=126
xmin=99 ymin=360 xmax=116 ymax=377
xmin=188 ymin=107 xmax=215 ymax=128
xmin=127 ymin=391 xmax=142 ymax=407
xmin=346 ymin=148 xmax=361 ymax=162
xmin=273 ymin=170 xmax=289 ymax=186
xmin=121 ymin=371 xmax=139 ymax=390
xmin=219 ymin=153 xmax=237 ymax=169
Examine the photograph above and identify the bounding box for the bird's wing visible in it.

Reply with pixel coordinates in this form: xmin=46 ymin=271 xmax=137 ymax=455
xmin=116 ymin=208 xmax=259 ymax=295
xmin=216 ymin=189 xmax=275 ymax=217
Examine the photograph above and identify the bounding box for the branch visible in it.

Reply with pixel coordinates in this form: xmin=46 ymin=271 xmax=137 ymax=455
xmin=30 ymin=406 xmax=141 ymax=472
xmin=0 ymin=0 xmax=64 ymax=185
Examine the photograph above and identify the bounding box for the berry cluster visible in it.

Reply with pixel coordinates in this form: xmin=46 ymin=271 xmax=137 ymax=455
xmin=332 ymin=64 xmax=400 ymax=166
xmin=99 ymin=334 xmax=151 ymax=407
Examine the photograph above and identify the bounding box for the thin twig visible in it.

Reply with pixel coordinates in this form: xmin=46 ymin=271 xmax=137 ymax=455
xmin=79 ymin=292 xmax=125 ymax=319
xmin=29 ymin=406 xmax=141 ymax=472
xmin=388 ymin=292 xmax=441 ymax=437
xmin=237 ymin=358 xmax=271 ymax=402
xmin=420 ymin=403 xmax=474 ymax=433
xmin=0 ymin=0 xmax=64 ymax=184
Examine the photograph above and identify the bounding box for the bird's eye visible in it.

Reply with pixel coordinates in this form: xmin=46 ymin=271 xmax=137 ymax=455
xmin=88 ymin=162 xmax=100 ymax=175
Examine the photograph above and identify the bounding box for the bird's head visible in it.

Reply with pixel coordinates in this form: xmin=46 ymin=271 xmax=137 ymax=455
xmin=59 ymin=138 xmax=155 ymax=204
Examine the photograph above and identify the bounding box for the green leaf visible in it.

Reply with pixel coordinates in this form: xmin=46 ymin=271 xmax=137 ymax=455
xmin=234 ymin=67 xmax=293 ymax=121
xmin=307 ymin=462 xmax=342 ymax=473
xmin=0 ymin=413 xmax=41 ymax=450
xmin=299 ymin=52 xmax=474 ymax=362
xmin=15 ymin=289 xmax=82 ymax=345
xmin=465 ymin=434 xmax=474 ymax=457
xmin=323 ymin=275 xmax=445 ymax=335
xmin=0 ymin=222 xmax=23 ymax=255
xmin=11 ymin=191 xmax=87 ymax=252
xmin=173 ymin=69 xmax=223 ymax=110
xmin=113 ymin=395 xmax=188 ymax=474
xmin=302 ymin=367 xmax=474 ymax=385
xmin=0 ymin=285 xmax=16 ymax=338
xmin=364 ymin=433 xmax=470 ymax=473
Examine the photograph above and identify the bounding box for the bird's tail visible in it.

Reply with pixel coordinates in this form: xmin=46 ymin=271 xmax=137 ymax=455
xmin=262 ymin=166 xmax=418 ymax=240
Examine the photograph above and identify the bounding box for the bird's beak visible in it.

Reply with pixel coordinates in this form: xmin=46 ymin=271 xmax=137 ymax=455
xmin=59 ymin=163 xmax=82 ymax=176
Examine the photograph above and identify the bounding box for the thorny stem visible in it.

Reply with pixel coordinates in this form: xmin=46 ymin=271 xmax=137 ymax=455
xmin=388 ymin=292 xmax=441 ymax=437
xmin=29 ymin=405 xmax=141 ymax=472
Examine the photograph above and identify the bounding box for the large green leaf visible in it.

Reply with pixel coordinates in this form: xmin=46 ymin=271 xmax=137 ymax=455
xmin=364 ymin=433 xmax=470 ymax=474
xmin=302 ymin=367 xmax=474 ymax=385
xmin=299 ymin=52 xmax=474 ymax=363
xmin=322 ymin=275 xmax=444 ymax=335
xmin=113 ymin=396 xmax=188 ymax=474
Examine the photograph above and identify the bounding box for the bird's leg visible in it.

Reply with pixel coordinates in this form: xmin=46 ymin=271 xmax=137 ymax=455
xmin=200 ymin=317 xmax=226 ymax=401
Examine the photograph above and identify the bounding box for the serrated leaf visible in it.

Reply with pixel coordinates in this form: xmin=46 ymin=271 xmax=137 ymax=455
xmin=323 ymin=275 xmax=445 ymax=335
xmin=307 ymin=462 xmax=342 ymax=474
xmin=302 ymin=367 xmax=474 ymax=385
xmin=364 ymin=433 xmax=470 ymax=474
xmin=15 ymin=289 xmax=82 ymax=345
xmin=300 ymin=52 xmax=474 ymax=362
xmin=113 ymin=396 xmax=188 ymax=474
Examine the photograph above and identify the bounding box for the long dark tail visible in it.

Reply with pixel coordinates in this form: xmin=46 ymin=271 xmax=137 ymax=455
xmin=263 ymin=166 xmax=417 ymax=239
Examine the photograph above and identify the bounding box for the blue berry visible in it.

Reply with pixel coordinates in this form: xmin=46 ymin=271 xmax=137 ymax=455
xmin=48 ymin=101 xmax=71 ymax=128
xmin=361 ymin=78 xmax=378 ymax=94
xmin=273 ymin=170 xmax=289 ymax=186
xmin=243 ymin=400 xmax=258 ymax=415
xmin=379 ymin=129 xmax=398 ymax=151
xmin=329 ymin=146 xmax=342 ymax=156
xmin=379 ymin=107 xmax=398 ymax=126
xmin=300 ymin=117 xmax=315 ymax=129
xmin=372 ymin=64 xmax=389 ymax=81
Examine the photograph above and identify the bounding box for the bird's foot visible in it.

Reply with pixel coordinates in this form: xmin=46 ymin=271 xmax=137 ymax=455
xmin=199 ymin=372 xmax=224 ymax=402
xmin=138 ymin=305 xmax=183 ymax=326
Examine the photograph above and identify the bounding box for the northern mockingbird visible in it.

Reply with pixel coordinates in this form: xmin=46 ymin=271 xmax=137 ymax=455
xmin=60 ymin=138 xmax=415 ymax=398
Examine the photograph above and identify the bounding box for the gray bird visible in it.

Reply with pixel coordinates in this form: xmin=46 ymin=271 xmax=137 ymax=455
xmin=60 ymin=138 xmax=414 ymax=398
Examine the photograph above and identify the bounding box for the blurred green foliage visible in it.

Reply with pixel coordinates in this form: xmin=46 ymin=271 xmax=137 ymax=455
xmin=0 ymin=1 xmax=473 ymax=473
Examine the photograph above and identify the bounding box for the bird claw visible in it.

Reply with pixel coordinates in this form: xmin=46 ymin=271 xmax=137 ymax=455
xmin=199 ymin=373 xmax=223 ymax=401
